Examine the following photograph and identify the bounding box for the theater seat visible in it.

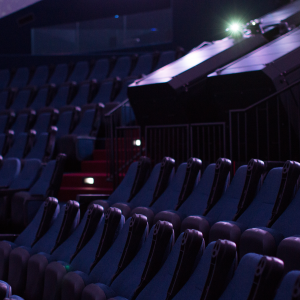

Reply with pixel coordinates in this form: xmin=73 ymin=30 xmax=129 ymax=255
xmin=273 ymin=271 xmax=300 ymax=300
xmin=123 ymin=229 xmax=204 ymax=300
xmin=32 ymin=107 xmax=58 ymax=134
xmin=4 ymin=131 xmax=36 ymax=159
xmin=68 ymin=61 xmax=90 ymax=83
xmin=130 ymin=53 xmax=153 ymax=77
xmin=42 ymin=207 xmax=125 ymax=300
xmin=90 ymin=80 xmax=114 ymax=106
xmin=23 ymin=204 xmax=104 ymax=300
xmin=0 ymin=158 xmax=21 ymax=189
xmin=7 ymin=200 xmax=80 ymax=296
xmin=10 ymin=154 xmax=66 ymax=231
xmin=0 ymin=69 xmax=10 ymax=90
xmin=48 ymin=64 xmax=69 ymax=85
xmin=28 ymin=85 xmax=56 ymax=111
xmin=92 ymin=157 xmax=151 ymax=213
xmin=88 ymin=59 xmax=110 ymax=82
xmin=9 ymin=109 xmax=36 ymax=134
xmin=48 ymin=83 xmax=77 ymax=109
xmin=109 ymin=56 xmax=132 ymax=79
xmin=0 ymin=111 xmax=15 ymax=133
xmin=219 ymin=254 xmax=283 ymax=300
xmin=8 ymin=88 xmax=35 ymax=112
xmin=9 ymin=68 xmax=29 ymax=89
xmin=56 ymin=103 xmax=104 ymax=163
xmin=25 ymin=127 xmax=57 ymax=162
xmin=63 ymin=219 xmax=172 ymax=300
xmin=0 ymin=198 xmax=60 ymax=281
xmin=0 ymin=159 xmax=42 ymax=229
xmin=112 ymin=157 xmax=175 ymax=220
xmin=29 ymin=66 xmax=49 ymax=87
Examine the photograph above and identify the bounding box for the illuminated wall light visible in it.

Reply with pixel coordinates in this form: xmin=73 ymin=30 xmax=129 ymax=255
xmin=133 ymin=139 xmax=141 ymax=146
xmin=115 ymin=15 xmax=119 ymax=18
xmin=84 ymin=177 xmax=94 ymax=185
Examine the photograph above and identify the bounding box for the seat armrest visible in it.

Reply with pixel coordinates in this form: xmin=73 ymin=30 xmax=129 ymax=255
xmin=209 ymin=221 xmax=247 ymax=245
xmin=239 ymin=227 xmax=284 ymax=259
xmin=76 ymin=194 xmax=110 ymax=216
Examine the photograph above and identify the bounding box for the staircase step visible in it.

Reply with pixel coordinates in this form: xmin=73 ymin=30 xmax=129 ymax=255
xmin=93 ymin=150 xmax=106 ymax=161
xmin=81 ymin=161 xmax=107 ymax=173
xmin=58 ymin=187 xmax=113 ymax=202
xmin=61 ymin=173 xmax=113 ymax=188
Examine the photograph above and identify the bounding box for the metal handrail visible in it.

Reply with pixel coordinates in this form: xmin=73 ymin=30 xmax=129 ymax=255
xmin=229 ymin=77 xmax=300 ymax=113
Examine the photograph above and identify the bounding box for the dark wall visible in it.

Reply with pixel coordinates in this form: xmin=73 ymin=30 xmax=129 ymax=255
xmin=0 ymin=0 xmax=285 ymax=54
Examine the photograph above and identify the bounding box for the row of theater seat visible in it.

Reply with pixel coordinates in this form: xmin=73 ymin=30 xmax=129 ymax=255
xmin=1 ymin=156 xmax=300 ymax=299
xmin=0 ymin=102 xmax=107 ymax=165
xmin=0 ymin=154 xmax=66 ymax=233
xmin=0 ymin=50 xmax=180 ymax=91
xmin=0 ymin=76 xmax=136 ymax=113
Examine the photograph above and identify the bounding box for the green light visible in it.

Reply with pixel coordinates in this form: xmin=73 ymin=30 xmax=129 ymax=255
xmin=65 ymin=265 xmax=70 ymax=271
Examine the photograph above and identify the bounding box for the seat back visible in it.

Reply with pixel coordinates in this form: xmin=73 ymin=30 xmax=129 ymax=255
xmin=134 ymin=229 xmax=204 ymax=300
xmin=68 ymin=209 xmax=120 ymax=274
xmin=29 ymin=154 xmax=66 ymax=197
xmin=48 ymin=64 xmax=68 ymax=85
xmin=49 ymin=84 xmax=72 ymax=109
xmin=114 ymin=77 xmax=137 ymax=103
xmin=219 ymin=254 xmax=283 ymax=300
xmin=0 ymin=111 xmax=15 ymax=133
xmin=0 ymin=158 xmax=21 ymax=188
xmin=0 ymin=91 xmax=9 ymax=110
xmin=129 ymin=158 xmax=175 ymax=208
xmin=68 ymin=61 xmax=89 ymax=82
xmin=71 ymin=104 xmax=101 ymax=136
xmin=9 ymin=68 xmax=29 ymax=88
xmin=69 ymin=204 xmax=104 ymax=262
xmin=9 ymin=159 xmax=42 ymax=190
xmin=123 ymin=220 xmax=174 ymax=299
xmin=10 ymin=109 xmax=36 ymax=133
xmin=267 ymin=161 xmax=300 ymax=227
xmin=91 ymin=80 xmax=114 ymax=105
xmin=5 ymin=131 xmax=36 ymax=159
xmin=56 ymin=106 xmax=80 ymax=138
xmin=0 ymin=69 xmax=10 ymax=90
xmin=205 ymin=165 xmax=248 ymax=223
xmin=90 ymin=207 xmax=125 ymax=271
xmin=9 ymin=89 xmax=33 ymax=112
xmin=107 ymin=161 xmax=139 ymax=205
xmin=178 ymin=163 xmax=216 ymax=216
xmin=31 ymin=201 xmax=80 ymax=254
xmin=88 ymin=59 xmax=109 ymax=81
xmin=236 ymin=167 xmax=288 ymax=229
xmin=29 ymin=86 xmax=52 ymax=111
xmin=274 ymin=271 xmax=300 ymax=300
xmin=131 ymin=54 xmax=153 ymax=76
xmin=14 ymin=198 xmax=60 ymax=247
xmin=151 ymin=160 xmax=200 ymax=212
xmin=110 ymin=56 xmax=132 ymax=79
xmin=25 ymin=127 xmax=57 ymax=162
xmin=32 ymin=107 xmax=58 ymax=134
xmin=233 ymin=159 xmax=266 ymax=221
xmin=29 ymin=65 xmax=49 ymax=87
xmin=70 ymin=83 xmax=90 ymax=107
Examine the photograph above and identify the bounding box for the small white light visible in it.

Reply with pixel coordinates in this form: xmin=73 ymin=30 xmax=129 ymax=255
xmin=133 ymin=139 xmax=141 ymax=147
xmin=252 ymin=21 xmax=256 ymax=26
xmin=84 ymin=177 xmax=94 ymax=185
xmin=229 ymin=23 xmax=241 ymax=32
